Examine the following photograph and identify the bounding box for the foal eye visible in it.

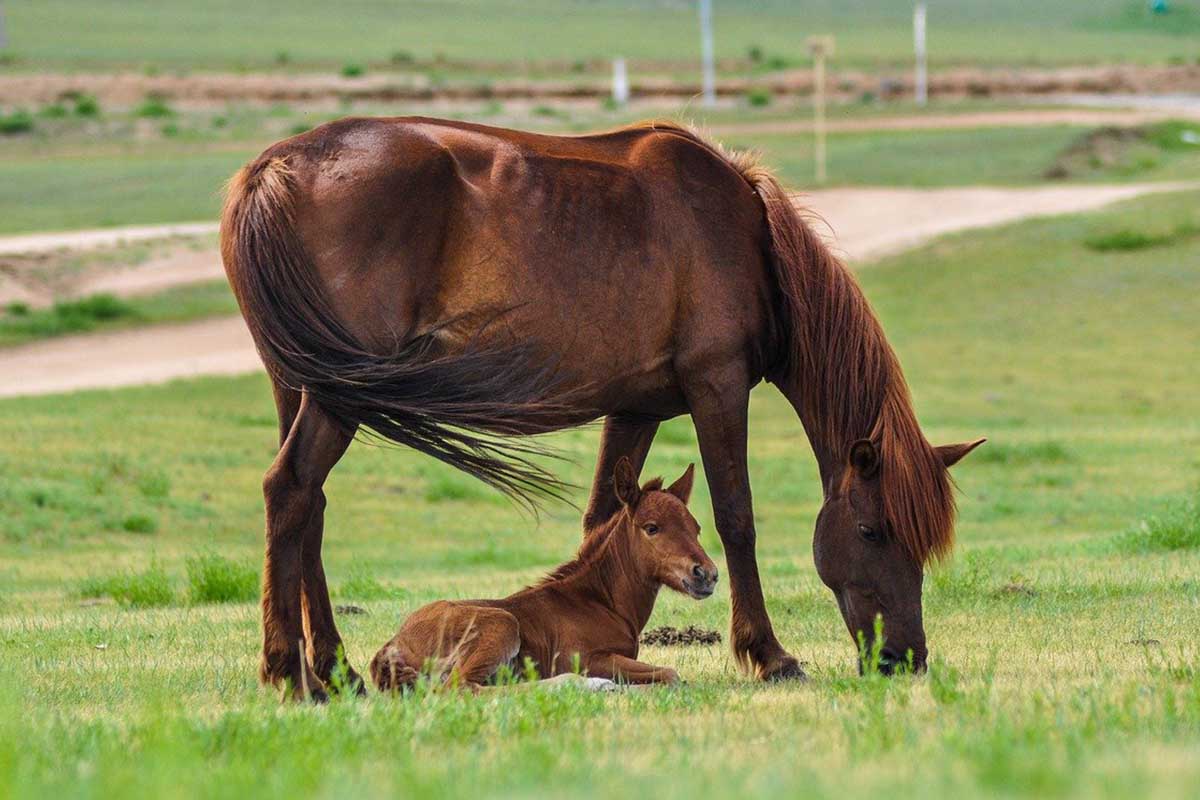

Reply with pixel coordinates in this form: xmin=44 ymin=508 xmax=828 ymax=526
xmin=858 ymin=524 xmax=881 ymax=543
xmin=644 ymin=523 xmax=659 ymax=535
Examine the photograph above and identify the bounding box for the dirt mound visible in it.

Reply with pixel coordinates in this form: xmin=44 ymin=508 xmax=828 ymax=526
xmin=1044 ymin=126 xmax=1150 ymax=179
xmin=640 ymin=625 xmax=722 ymax=647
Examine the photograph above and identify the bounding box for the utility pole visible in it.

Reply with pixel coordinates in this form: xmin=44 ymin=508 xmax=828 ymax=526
xmin=914 ymin=3 xmax=928 ymax=107
xmin=699 ymin=0 xmax=716 ymax=106
xmin=807 ymin=36 xmax=834 ymax=184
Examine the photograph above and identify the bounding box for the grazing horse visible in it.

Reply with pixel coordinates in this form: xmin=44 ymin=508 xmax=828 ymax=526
xmin=221 ymin=117 xmax=983 ymax=700
xmin=371 ymin=459 xmax=715 ymax=691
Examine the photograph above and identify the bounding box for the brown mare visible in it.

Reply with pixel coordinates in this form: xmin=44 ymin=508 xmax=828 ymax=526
xmin=221 ymin=117 xmax=984 ymax=700
xmin=371 ymin=459 xmax=715 ymax=691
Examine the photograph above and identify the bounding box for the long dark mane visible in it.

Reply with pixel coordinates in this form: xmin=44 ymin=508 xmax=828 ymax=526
xmin=649 ymin=122 xmax=956 ymax=564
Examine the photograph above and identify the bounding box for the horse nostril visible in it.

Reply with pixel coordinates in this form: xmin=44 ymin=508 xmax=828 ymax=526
xmin=692 ymin=564 xmax=705 ymax=580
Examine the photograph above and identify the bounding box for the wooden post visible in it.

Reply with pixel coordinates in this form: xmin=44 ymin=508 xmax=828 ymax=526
xmin=914 ymin=3 xmax=928 ymax=107
xmin=807 ymin=36 xmax=835 ymax=184
xmin=699 ymin=0 xmax=716 ymax=106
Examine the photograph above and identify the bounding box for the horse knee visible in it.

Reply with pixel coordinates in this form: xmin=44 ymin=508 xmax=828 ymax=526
xmin=262 ymin=462 xmax=325 ymax=538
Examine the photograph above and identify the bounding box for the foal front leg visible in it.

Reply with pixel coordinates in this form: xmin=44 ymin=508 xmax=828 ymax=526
xmin=261 ymin=394 xmax=353 ymax=701
xmin=685 ymin=371 xmax=805 ymax=681
xmin=588 ymin=653 xmax=680 ymax=685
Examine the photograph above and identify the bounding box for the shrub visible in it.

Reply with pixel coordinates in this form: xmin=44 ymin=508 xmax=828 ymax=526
xmin=390 ymin=50 xmax=415 ymax=65
xmin=73 ymin=94 xmax=100 ymax=117
xmin=135 ymin=95 xmax=174 ymax=118
xmin=1115 ymin=499 xmax=1200 ymax=553
xmin=747 ymin=45 xmax=764 ymax=63
xmin=80 ymin=563 xmax=174 ymax=609
xmin=4 ymin=302 xmax=29 ymax=316
xmin=746 ymin=88 xmax=772 ymax=107
xmin=274 ymin=51 xmax=291 ymax=66
xmin=186 ymin=553 xmax=258 ymax=604
xmin=0 ymin=109 xmax=34 ymax=135
xmin=341 ymin=63 xmax=365 ymax=78
xmin=121 ymin=513 xmax=158 ymax=534
xmin=39 ymin=103 xmax=68 ymax=118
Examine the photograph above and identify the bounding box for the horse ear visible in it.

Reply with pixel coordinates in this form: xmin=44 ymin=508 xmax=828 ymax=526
xmin=613 ymin=456 xmax=641 ymax=508
xmin=936 ymin=438 xmax=987 ymax=468
xmin=666 ymin=463 xmax=695 ymax=505
xmin=848 ymin=439 xmax=880 ymax=479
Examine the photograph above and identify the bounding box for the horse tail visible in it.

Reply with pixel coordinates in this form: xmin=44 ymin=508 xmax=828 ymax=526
xmin=369 ymin=644 xmax=422 ymax=692
xmin=220 ymin=153 xmax=570 ymax=505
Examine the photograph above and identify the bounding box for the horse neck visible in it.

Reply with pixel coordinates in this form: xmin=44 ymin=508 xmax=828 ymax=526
xmin=572 ymin=515 xmax=660 ymax=633
xmin=771 ymin=225 xmax=905 ymax=487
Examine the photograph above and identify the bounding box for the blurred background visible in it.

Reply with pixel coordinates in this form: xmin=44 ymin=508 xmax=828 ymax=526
xmin=2 ymin=6 xmax=1199 ymax=796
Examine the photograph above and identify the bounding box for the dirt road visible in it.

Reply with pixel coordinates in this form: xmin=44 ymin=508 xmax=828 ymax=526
xmin=0 ymin=182 xmax=1191 ymax=399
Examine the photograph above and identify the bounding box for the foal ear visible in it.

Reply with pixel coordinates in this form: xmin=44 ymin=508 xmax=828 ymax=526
xmin=666 ymin=463 xmax=695 ymax=505
xmin=848 ymin=439 xmax=880 ymax=479
xmin=613 ymin=456 xmax=641 ymax=508
xmin=936 ymin=438 xmax=987 ymax=468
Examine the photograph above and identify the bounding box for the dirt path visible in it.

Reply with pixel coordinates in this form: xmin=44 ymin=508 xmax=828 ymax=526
xmin=0 ymin=182 xmax=1192 ymax=399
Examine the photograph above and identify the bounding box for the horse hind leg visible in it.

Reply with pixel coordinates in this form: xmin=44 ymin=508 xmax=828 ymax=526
xmin=260 ymin=391 xmax=354 ymax=701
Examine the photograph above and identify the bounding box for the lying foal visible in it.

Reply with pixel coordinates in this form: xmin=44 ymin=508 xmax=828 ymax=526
xmin=371 ymin=458 xmax=718 ymax=691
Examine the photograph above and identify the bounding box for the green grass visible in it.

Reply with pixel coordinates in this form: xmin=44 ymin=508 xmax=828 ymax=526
xmin=0 ymin=281 xmax=239 ymax=347
xmin=185 ymin=552 xmax=259 ymax=604
xmin=4 ymin=1 xmax=1200 ymax=71
xmin=1 ymin=191 xmax=1199 ymax=797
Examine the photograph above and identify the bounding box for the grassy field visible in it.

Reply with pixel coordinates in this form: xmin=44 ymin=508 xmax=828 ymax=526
xmin=4 ymin=101 xmax=1200 ymax=234
xmin=3 ymin=1 xmax=1200 ymax=70
xmin=1 ymin=190 xmax=1198 ymax=797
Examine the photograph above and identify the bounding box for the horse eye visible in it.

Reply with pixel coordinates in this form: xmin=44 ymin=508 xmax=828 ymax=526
xmin=644 ymin=523 xmax=659 ymax=535
xmin=858 ymin=524 xmax=881 ymax=543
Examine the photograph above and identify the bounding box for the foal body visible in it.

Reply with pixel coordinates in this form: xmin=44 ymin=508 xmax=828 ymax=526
xmin=371 ymin=461 xmax=716 ymax=690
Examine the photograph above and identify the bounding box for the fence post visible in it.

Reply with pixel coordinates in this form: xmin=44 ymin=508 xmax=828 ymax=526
xmin=612 ymin=57 xmax=629 ymax=106
xmin=807 ymin=36 xmax=835 ymax=184
xmin=914 ymin=3 xmax=928 ymax=107
xmin=699 ymin=0 xmax=716 ymax=106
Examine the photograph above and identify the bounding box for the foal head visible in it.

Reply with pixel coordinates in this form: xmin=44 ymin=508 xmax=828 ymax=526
xmin=612 ymin=457 xmax=718 ymax=599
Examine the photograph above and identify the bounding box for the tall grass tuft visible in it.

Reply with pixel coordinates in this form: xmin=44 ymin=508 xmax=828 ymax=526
xmin=185 ymin=552 xmax=258 ymax=604
xmin=79 ymin=563 xmax=174 ymax=608
xmin=1114 ymin=498 xmax=1200 ymax=553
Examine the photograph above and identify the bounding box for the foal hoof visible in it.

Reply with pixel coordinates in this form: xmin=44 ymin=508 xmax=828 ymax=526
xmin=583 ymin=677 xmax=618 ymax=692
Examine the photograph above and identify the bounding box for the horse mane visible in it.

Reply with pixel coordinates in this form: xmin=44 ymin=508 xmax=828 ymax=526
xmin=628 ymin=120 xmax=956 ymax=564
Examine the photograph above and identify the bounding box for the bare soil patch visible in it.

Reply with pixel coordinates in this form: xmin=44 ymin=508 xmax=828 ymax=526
xmin=4 ymin=64 xmax=1200 ymax=109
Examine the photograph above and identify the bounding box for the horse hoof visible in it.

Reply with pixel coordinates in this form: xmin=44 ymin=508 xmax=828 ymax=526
xmin=760 ymin=655 xmax=808 ymax=682
xmin=584 ymin=677 xmax=618 ymax=692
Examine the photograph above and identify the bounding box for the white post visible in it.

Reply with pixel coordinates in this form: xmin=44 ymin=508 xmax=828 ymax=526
xmin=699 ymin=0 xmax=716 ymax=107
xmin=807 ymin=36 xmax=834 ymax=184
xmin=612 ymin=57 xmax=629 ymax=106
xmin=914 ymin=3 xmax=927 ymax=107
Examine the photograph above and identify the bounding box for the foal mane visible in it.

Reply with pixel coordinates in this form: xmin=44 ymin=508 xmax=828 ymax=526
xmin=534 ymin=477 xmax=665 ymax=587
xmin=628 ymin=120 xmax=956 ymax=564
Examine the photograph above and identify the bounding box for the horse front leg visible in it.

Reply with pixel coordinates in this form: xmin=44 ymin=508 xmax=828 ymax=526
xmin=685 ymin=371 xmax=806 ymax=681
xmin=581 ymin=414 xmax=659 ymax=534
xmin=261 ymin=393 xmax=353 ymax=702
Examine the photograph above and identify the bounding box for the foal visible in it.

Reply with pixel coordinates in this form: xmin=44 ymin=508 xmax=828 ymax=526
xmin=371 ymin=458 xmax=717 ymax=691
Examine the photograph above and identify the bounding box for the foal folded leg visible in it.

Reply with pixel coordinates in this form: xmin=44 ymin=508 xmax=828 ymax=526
xmin=684 ymin=369 xmax=805 ymax=681
xmin=443 ymin=606 xmax=522 ymax=691
xmin=587 ymin=653 xmax=680 ymax=685
xmin=261 ymin=391 xmax=353 ymax=701
xmin=581 ymin=414 xmax=659 ymax=534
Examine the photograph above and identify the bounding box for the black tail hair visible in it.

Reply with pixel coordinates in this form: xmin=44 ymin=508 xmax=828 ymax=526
xmin=220 ymin=154 xmax=574 ymax=505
